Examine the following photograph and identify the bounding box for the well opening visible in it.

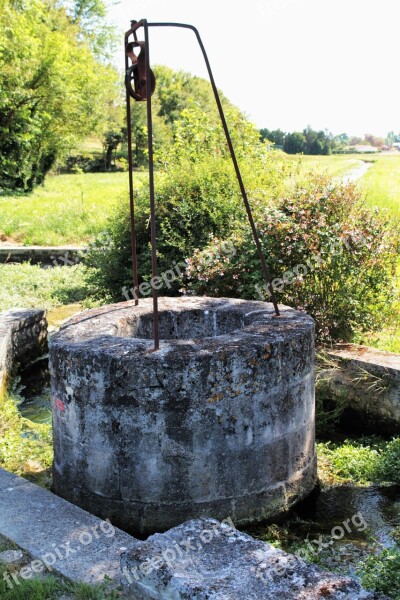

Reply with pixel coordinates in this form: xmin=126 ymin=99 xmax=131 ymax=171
xmin=117 ymin=308 xmax=245 ymax=340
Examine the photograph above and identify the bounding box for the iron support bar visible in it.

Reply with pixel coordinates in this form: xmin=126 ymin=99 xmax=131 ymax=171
xmin=143 ymin=20 xmax=160 ymax=350
xmin=124 ymin=25 xmax=139 ymax=306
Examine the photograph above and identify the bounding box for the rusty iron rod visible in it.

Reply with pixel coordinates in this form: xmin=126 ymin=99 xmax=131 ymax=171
xmin=124 ymin=26 xmax=139 ymax=306
xmin=148 ymin=21 xmax=280 ymax=316
xmin=143 ymin=20 xmax=160 ymax=350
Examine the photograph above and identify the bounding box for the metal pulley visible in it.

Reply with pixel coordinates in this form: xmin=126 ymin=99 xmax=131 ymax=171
xmin=125 ymin=40 xmax=156 ymax=101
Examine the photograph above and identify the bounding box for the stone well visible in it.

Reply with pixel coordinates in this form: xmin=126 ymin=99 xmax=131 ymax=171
xmin=49 ymin=297 xmax=316 ymax=535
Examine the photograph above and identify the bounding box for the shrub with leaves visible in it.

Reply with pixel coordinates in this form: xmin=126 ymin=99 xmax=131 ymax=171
xmin=85 ymin=148 xmax=294 ymax=300
xmin=185 ymin=173 xmax=399 ymax=342
xmin=357 ymin=547 xmax=400 ymax=598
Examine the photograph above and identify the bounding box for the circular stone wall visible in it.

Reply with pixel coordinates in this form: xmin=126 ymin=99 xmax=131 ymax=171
xmin=50 ymin=297 xmax=316 ymax=535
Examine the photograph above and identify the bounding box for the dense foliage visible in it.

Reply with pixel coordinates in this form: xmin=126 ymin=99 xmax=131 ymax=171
xmin=357 ymin=547 xmax=400 ymax=598
xmin=84 ymin=102 xmax=295 ymax=299
xmin=121 ymin=65 xmax=248 ymax=168
xmin=185 ymin=174 xmax=399 ymax=342
xmin=317 ymin=437 xmax=400 ymax=485
xmin=0 ymin=0 xmax=119 ymax=190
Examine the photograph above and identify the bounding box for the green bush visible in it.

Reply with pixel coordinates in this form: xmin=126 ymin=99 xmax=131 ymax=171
xmin=317 ymin=440 xmax=381 ymax=484
xmin=317 ymin=437 xmax=400 ymax=485
xmin=85 ymin=97 xmax=297 ymax=301
xmin=85 ymin=151 xmax=294 ymax=301
xmin=357 ymin=547 xmax=400 ymax=598
xmin=185 ymin=173 xmax=399 ymax=342
xmin=376 ymin=438 xmax=400 ymax=483
xmin=84 ymin=156 xmax=242 ymax=299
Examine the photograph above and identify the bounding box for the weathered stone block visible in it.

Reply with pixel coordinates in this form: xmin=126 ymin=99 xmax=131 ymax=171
xmin=120 ymin=518 xmax=385 ymax=599
xmin=325 ymin=344 xmax=400 ymax=434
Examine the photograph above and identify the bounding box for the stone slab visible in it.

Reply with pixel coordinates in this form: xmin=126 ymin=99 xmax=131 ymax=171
xmin=121 ymin=518 xmax=384 ymax=599
xmin=0 ymin=246 xmax=86 ymax=266
xmin=325 ymin=343 xmax=400 ymax=434
xmin=0 ymin=308 xmax=47 ymax=392
xmin=0 ymin=468 xmax=137 ymax=584
xmin=0 ymin=471 xmax=385 ymax=598
xmin=328 ymin=343 xmax=400 ymax=376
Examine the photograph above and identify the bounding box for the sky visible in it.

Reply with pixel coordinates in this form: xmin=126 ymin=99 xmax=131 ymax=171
xmin=107 ymin=0 xmax=399 ymax=138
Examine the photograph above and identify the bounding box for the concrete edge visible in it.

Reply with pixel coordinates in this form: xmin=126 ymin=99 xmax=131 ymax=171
xmin=0 ymin=308 xmax=48 ymax=394
xmin=0 ymin=467 xmax=138 ymax=586
xmin=0 ymin=247 xmax=87 ymax=267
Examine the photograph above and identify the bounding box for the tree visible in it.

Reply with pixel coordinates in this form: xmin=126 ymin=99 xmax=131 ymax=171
xmin=259 ymin=128 xmax=286 ymax=147
xmin=302 ymin=126 xmax=334 ymax=155
xmin=349 ymin=136 xmax=362 ymax=146
xmin=283 ymin=132 xmax=306 ymax=154
xmin=63 ymin=0 xmax=117 ymax=59
xmin=364 ymin=134 xmax=385 ymax=148
xmin=120 ymin=65 xmax=249 ymax=168
xmin=0 ymin=0 xmax=120 ymax=190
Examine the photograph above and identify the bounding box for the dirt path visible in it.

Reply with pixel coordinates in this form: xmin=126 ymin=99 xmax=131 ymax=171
xmin=341 ymin=160 xmax=373 ymax=184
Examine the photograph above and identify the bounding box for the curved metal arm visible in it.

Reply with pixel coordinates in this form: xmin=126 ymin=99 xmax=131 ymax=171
xmin=125 ymin=19 xmax=280 ymax=350
xmin=148 ymin=22 xmax=280 ymax=317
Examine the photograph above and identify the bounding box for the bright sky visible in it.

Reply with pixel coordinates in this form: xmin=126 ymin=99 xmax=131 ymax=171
xmin=108 ymin=0 xmax=399 ymax=138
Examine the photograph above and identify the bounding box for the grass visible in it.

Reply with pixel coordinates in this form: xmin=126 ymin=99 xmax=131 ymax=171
xmin=0 ymin=391 xmax=53 ymax=487
xmin=358 ymin=154 xmax=400 ymax=216
xmin=286 ymin=153 xmax=363 ymax=178
xmin=0 ymin=263 xmax=97 ymax=312
xmin=0 ymin=154 xmax=399 ymax=247
xmin=0 ymin=172 xmax=130 ymax=246
xmin=292 ymin=153 xmax=400 ymax=217
xmin=277 ymin=152 xmax=400 ymax=217
xmin=317 ymin=437 xmax=400 ymax=486
xmin=0 ymin=535 xmax=119 ymax=599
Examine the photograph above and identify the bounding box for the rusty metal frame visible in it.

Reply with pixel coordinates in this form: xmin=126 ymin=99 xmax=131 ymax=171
xmin=125 ymin=19 xmax=280 ymax=351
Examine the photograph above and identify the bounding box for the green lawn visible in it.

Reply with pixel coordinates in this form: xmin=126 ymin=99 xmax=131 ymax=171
xmin=0 ymin=172 xmax=131 ymax=246
xmin=287 ymin=153 xmax=363 ymax=178
xmin=0 ymin=263 xmax=97 ymax=312
xmin=286 ymin=152 xmax=400 ymax=217
xmin=1 ymin=154 xmax=399 ymax=247
xmin=358 ymin=154 xmax=400 ymax=216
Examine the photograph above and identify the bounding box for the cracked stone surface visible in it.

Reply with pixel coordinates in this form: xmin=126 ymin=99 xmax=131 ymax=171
xmin=120 ymin=518 xmax=386 ymax=599
xmin=50 ymin=297 xmax=316 ymax=535
xmin=0 ymin=549 xmax=25 ymax=565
